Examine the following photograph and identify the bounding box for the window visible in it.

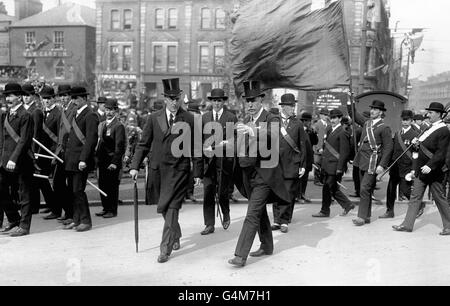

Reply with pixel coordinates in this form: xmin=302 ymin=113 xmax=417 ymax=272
xmin=155 ymin=9 xmax=164 ymax=29
xmin=123 ymin=9 xmax=132 ymax=30
xmin=153 ymin=45 xmax=163 ymax=72
xmin=110 ymin=46 xmax=120 ymax=70
xmin=123 ymin=46 xmax=132 ymax=71
xmin=111 ymin=10 xmax=120 ymax=30
xmin=25 ymin=31 xmax=35 ymax=49
xmin=214 ymin=45 xmax=225 ymax=73
xmin=168 ymin=8 xmax=177 ymax=29
xmin=55 ymin=59 xmax=65 ymax=79
xmin=167 ymin=45 xmax=177 ymax=72
xmin=201 ymin=8 xmax=211 ymax=29
xmin=199 ymin=45 xmax=209 ymax=73
xmin=54 ymin=31 xmax=64 ymax=49
xmin=215 ymin=9 xmax=226 ymax=29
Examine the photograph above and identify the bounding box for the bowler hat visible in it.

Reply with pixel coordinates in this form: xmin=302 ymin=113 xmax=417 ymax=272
xmin=162 ymin=78 xmax=182 ymax=97
xmin=319 ymin=108 xmax=329 ymax=115
xmin=413 ymin=114 xmax=424 ymax=121
xmin=279 ymin=93 xmax=297 ymax=106
xmin=242 ymin=80 xmax=265 ymax=99
xmin=425 ymin=102 xmax=446 ymax=113
xmin=300 ymin=112 xmax=312 ymax=121
xmin=97 ymin=96 xmax=108 ymax=104
xmin=104 ymin=98 xmax=118 ymax=109
xmin=57 ymin=84 xmax=72 ymax=96
xmin=369 ymin=100 xmax=386 ymax=112
xmin=329 ymin=109 xmax=343 ymax=118
xmin=2 ymin=83 xmax=26 ymax=96
xmin=22 ymin=83 xmax=36 ymax=96
xmin=400 ymin=110 xmax=414 ymax=119
xmin=39 ymin=86 xmax=55 ymax=98
xmin=208 ymin=88 xmax=228 ymax=100
xmin=70 ymin=87 xmax=89 ymax=98
xmin=269 ymin=107 xmax=280 ymax=115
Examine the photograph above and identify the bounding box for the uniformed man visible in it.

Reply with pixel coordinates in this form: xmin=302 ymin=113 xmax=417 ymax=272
xmin=201 ymin=88 xmax=237 ymax=235
xmin=271 ymin=93 xmax=306 ymax=233
xmin=381 ymin=110 xmax=419 ymax=218
xmin=393 ymin=102 xmax=450 ymax=235
xmin=312 ymin=109 xmax=355 ymax=218
xmin=228 ymin=80 xmax=290 ymax=267
xmin=0 ymin=83 xmax=34 ymax=236
xmin=130 ymin=78 xmax=203 ymax=263
xmin=349 ymin=100 xmax=393 ymax=226
xmin=95 ymin=99 xmax=126 ymax=218
xmin=63 ymin=87 xmax=99 ymax=232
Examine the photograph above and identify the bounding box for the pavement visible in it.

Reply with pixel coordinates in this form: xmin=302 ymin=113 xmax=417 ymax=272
xmin=1 ymin=172 xmax=450 ymax=286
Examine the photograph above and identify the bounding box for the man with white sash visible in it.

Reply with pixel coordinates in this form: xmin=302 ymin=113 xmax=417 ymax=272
xmin=393 ymin=102 xmax=450 ymax=235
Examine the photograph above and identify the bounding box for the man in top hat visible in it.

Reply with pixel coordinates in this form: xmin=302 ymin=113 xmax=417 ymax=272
xmin=393 ymin=102 xmax=450 ymax=235
xmin=312 ymin=109 xmax=355 ymax=218
xmin=200 ymin=88 xmax=237 ymax=235
xmin=130 ymin=78 xmax=203 ymax=263
xmin=63 ymin=87 xmax=99 ymax=232
xmin=348 ymin=100 xmax=393 ymax=226
xmin=312 ymin=108 xmax=330 ymax=186
xmin=298 ymin=111 xmax=318 ymax=204
xmin=0 ymin=83 xmax=34 ymax=236
xmin=380 ymin=110 xmax=420 ymax=219
xmin=271 ymin=93 xmax=306 ymax=233
xmin=228 ymin=80 xmax=290 ymax=267
xmin=37 ymin=86 xmax=62 ymax=220
xmin=95 ymin=96 xmax=107 ymax=123
xmin=95 ymin=99 xmax=126 ymax=218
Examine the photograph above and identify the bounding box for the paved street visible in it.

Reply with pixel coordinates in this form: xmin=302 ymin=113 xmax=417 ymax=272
xmin=1 ymin=174 xmax=450 ymax=286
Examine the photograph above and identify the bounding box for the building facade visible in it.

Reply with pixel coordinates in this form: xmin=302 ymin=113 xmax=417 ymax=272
xmin=9 ymin=3 xmax=96 ymax=92
xmin=408 ymin=72 xmax=450 ymax=112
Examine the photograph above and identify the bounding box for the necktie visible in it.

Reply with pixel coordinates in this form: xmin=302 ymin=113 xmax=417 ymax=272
xmin=169 ymin=113 xmax=174 ymax=126
xmin=215 ymin=112 xmax=219 ymax=122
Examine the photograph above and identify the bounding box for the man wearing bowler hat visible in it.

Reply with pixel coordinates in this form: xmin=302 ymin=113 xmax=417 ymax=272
xmin=0 ymin=83 xmax=34 ymax=236
xmin=95 ymin=96 xmax=107 ymax=122
xmin=313 ymin=108 xmax=330 ymax=186
xmin=312 ymin=109 xmax=355 ymax=218
xmin=63 ymin=87 xmax=99 ymax=232
xmin=130 ymin=78 xmax=203 ymax=263
xmin=393 ymin=102 xmax=450 ymax=235
xmin=200 ymin=88 xmax=237 ymax=235
xmin=380 ymin=110 xmax=419 ymax=219
xmin=95 ymin=99 xmax=126 ymax=218
xmin=271 ymin=93 xmax=306 ymax=233
xmin=349 ymin=100 xmax=393 ymax=226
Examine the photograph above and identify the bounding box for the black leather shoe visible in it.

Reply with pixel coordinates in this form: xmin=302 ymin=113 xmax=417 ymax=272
xmin=280 ymin=225 xmax=288 ymax=233
xmin=222 ymin=213 xmax=230 ymax=230
xmin=173 ymin=240 xmax=180 ymax=250
xmin=439 ymin=228 xmax=450 ymax=236
xmin=40 ymin=208 xmax=51 ymax=214
xmin=249 ymin=248 xmax=272 ymax=257
xmin=43 ymin=213 xmax=60 ymax=220
xmin=62 ymin=218 xmax=74 ymax=225
xmin=157 ymin=254 xmax=169 ymax=263
xmin=379 ymin=211 xmax=394 ymax=219
xmin=76 ymin=224 xmax=92 ymax=232
xmin=353 ymin=217 xmax=370 ymax=226
xmin=312 ymin=212 xmax=330 ymax=218
xmin=95 ymin=211 xmax=107 ymax=217
xmin=9 ymin=227 xmax=29 ymax=237
xmin=340 ymin=205 xmax=355 ymax=216
xmin=63 ymin=222 xmax=79 ymax=230
xmin=1 ymin=221 xmax=20 ymax=233
xmin=201 ymin=225 xmax=215 ymax=235
xmin=228 ymin=256 xmax=246 ymax=267
xmin=416 ymin=208 xmax=425 ymax=218
xmin=102 ymin=212 xmax=117 ymax=218
xmin=271 ymin=224 xmax=281 ymax=231
xmin=301 ymin=196 xmax=312 ymax=203
xmin=392 ymin=225 xmax=412 ymax=232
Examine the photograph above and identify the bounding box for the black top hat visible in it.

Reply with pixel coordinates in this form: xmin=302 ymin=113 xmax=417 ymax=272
xmin=279 ymin=93 xmax=297 ymax=106
xmin=152 ymin=100 xmax=165 ymax=111
xmin=162 ymin=78 xmax=182 ymax=97
xmin=2 ymin=83 xmax=25 ymax=96
xmin=319 ymin=108 xmax=329 ymax=115
xmin=269 ymin=107 xmax=280 ymax=115
xmin=39 ymin=86 xmax=55 ymax=98
xmin=208 ymin=88 xmax=228 ymax=100
xmin=300 ymin=112 xmax=312 ymax=121
xmin=425 ymin=102 xmax=446 ymax=113
xmin=97 ymin=96 xmax=108 ymax=104
xmin=369 ymin=100 xmax=386 ymax=111
xmin=57 ymin=84 xmax=72 ymax=96
xmin=413 ymin=114 xmax=424 ymax=121
xmin=22 ymin=83 xmax=36 ymax=96
xmin=400 ymin=110 xmax=414 ymax=119
xmin=242 ymin=80 xmax=265 ymax=99
xmin=187 ymin=102 xmax=200 ymax=114
xmin=329 ymin=109 xmax=343 ymax=118
xmin=70 ymin=87 xmax=89 ymax=98
xmin=104 ymin=98 xmax=118 ymax=109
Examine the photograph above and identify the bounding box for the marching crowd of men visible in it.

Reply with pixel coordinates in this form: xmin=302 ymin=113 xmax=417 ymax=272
xmin=2 ymin=77 xmax=450 ymax=267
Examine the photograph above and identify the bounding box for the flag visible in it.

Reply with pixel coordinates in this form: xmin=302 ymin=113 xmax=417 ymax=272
xmin=409 ymin=29 xmax=424 ymax=64
xmin=230 ymin=0 xmax=350 ymax=93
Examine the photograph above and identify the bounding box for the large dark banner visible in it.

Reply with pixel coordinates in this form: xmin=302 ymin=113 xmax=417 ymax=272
xmin=230 ymin=0 xmax=350 ymax=92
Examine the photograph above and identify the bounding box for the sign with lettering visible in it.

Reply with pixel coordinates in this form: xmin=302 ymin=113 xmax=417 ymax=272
xmin=23 ymin=50 xmax=71 ymax=58
xmin=100 ymin=74 xmax=137 ymax=80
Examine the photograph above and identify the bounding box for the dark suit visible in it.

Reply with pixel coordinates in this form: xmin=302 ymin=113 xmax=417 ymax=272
xmin=131 ymin=107 xmax=203 ymax=256
xmin=202 ymin=109 xmax=237 ymax=227
xmin=400 ymin=121 xmax=450 ymax=230
xmin=272 ymin=116 xmax=306 ymax=225
xmin=0 ymin=105 xmax=34 ymax=231
xmin=234 ymin=109 xmax=290 ymax=259
xmin=386 ymin=127 xmax=419 ymax=213
xmin=96 ymin=117 xmax=126 ymax=215
xmin=319 ymin=125 xmax=353 ymax=214
xmin=298 ymin=124 xmax=317 ymax=199
xmin=64 ymin=106 xmax=99 ymax=226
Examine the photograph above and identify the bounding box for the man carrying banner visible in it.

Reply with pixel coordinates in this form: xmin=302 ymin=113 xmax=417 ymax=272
xmin=0 ymin=83 xmax=34 ymax=236
xmin=63 ymin=87 xmax=99 ymax=232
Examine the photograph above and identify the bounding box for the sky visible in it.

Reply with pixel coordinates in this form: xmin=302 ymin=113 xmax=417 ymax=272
xmin=3 ymin=0 xmax=95 ymax=14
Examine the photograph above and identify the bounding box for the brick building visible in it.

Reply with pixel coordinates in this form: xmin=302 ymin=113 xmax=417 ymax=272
xmin=408 ymin=72 xmax=450 ymax=112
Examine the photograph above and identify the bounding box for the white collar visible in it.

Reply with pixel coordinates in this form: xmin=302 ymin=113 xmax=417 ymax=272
xmin=165 ymin=107 xmax=177 ymax=122
xmin=402 ymin=126 xmax=411 ymax=133
xmin=77 ymin=104 xmax=88 ymax=116
xmin=213 ymin=108 xmax=223 ymax=119
xmin=251 ymin=107 xmax=264 ymax=123
xmin=106 ymin=116 xmax=116 ymax=126
xmin=10 ymin=103 xmax=22 ymax=113
xmin=98 ymin=109 xmax=105 ymax=116
xmin=372 ymin=118 xmax=382 ymax=125
xmin=321 ymin=119 xmax=327 ymax=125
xmin=332 ymin=123 xmax=341 ymax=132
xmin=46 ymin=104 xmax=56 ymax=112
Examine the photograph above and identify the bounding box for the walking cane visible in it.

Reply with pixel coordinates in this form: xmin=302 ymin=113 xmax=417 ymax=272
xmin=216 ymin=155 xmax=224 ymax=228
xmin=133 ymin=179 xmax=139 ymax=253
